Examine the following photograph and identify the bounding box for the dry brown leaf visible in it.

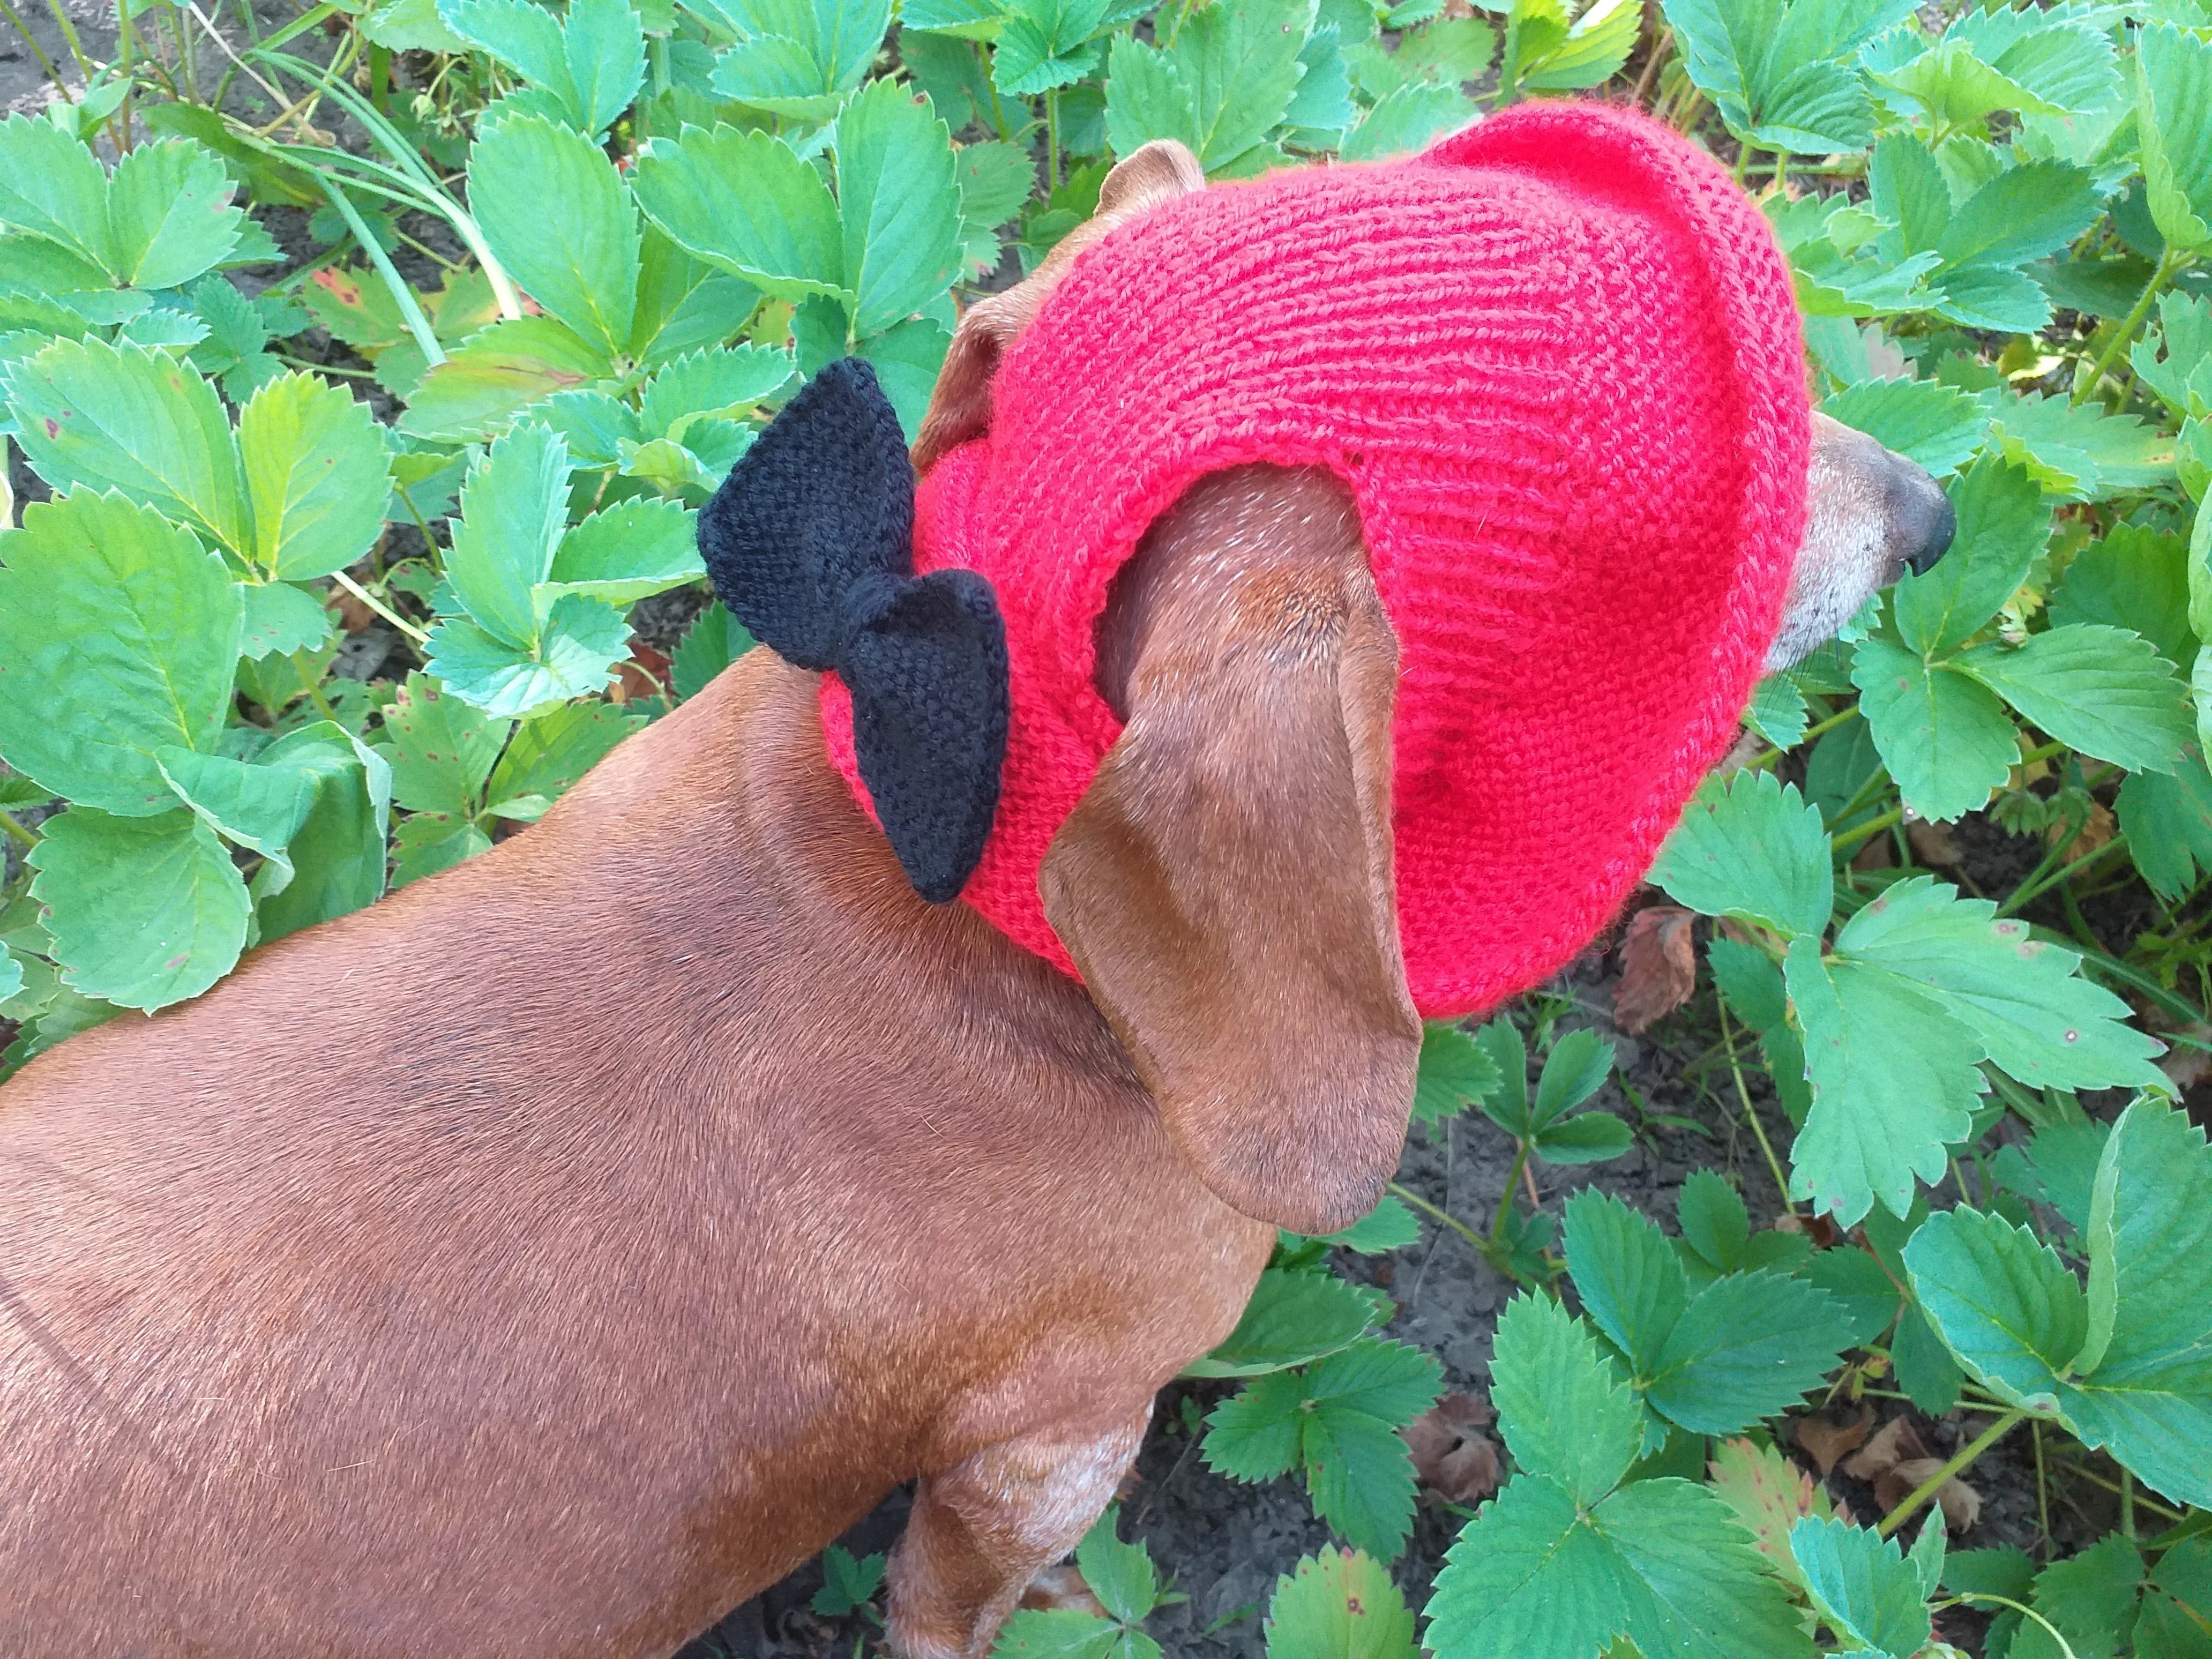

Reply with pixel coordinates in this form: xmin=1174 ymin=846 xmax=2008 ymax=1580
xmin=1404 ymin=1393 xmax=1502 ymax=1504
xmin=2155 ymin=1021 xmax=2210 ymax=1094
xmin=1792 ymin=1403 xmax=1873 ymax=1475
xmin=2047 ymin=798 xmax=2116 ymax=864
xmin=1907 ymin=819 xmax=1962 ymax=866
xmin=1851 ymin=834 xmax=1897 ymax=872
xmin=1774 ymin=1212 xmax=1840 ymax=1249
xmin=1878 ymin=1458 xmax=1983 ymax=1532
xmin=1717 ymin=728 xmax=1767 ymax=774
xmin=1020 ymin=1565 xmax=1107 ymax=1617
xmin=332 ymin=590 xmax=376 ymax=635
xmin=1615 ymin=905 xmax=1698 ymax=1035
xmin=1840 ymin=1415 xmax=1929 ymax=1482
xmin=610 ymin=638 xmax=672 ymax=703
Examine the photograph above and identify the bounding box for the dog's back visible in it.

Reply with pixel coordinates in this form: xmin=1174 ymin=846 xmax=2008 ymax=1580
xmin=0 ymin=651 xmax=1264 ymax=1657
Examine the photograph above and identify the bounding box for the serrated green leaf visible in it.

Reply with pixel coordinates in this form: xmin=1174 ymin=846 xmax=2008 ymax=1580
xmin=1338 ymin=79 xmax=1472 ymax=162
xmin=1661 ymin=0 xmax=1914 ymax=154
xmin=710 ymin=0 xmax=890 ymax=112
xmin=0 ymin=113 xmax=111 ymax=269
xmin=1316 ymin=1194 xmax=1421 ymax=1253
xmin=397 ymin=315 xmax=613 ymax=442
xmin=237 ymin=579 xmax=333 ymax=662
xmin=1112 ymin=0 xmax=1309 ymax=174
xmin=2058 ymin=1102 xmax=2212 ymax=1510
xmin=2052 ymin=524 xmax=2195 ymax=670
xmin=470 ymin=114 xmax=639 ymax=356
xmin=391 ymin=810 xmax=492 ymax=888
xmin=2014 ymin=1534 xmax=2143 ymax=1659
xmin=237 ymin=372 xmax=391 ymax=581
xmin=382 ymin=672 xmax=512 ymax=816
xmin=1073 ymin=1507 xmax=1157 ymax=1625
xmin=990 ymin=1609 xmax=1126 ymax=1659
xmin=1533 ymin=1028 xmax=1613 ymax=1127
xmin=1521 ymin=0 xmax=1638 ymax=92
xmin=444 ymin=421 xmax=572 ymax=648
xmin=638 ymin=344 xmax=793 ymax=440
xmin=1411 ymin=1020 xmax=1500 ymax=1125
xmin=992 ymin=0 xmax=1107 ymax=95
xmin=1706 ymin=1434 xmax=1830 ymax=1585
xmin=1851 ymin=637 xmax=2017 ymax=824
xmin=1892 ymin=455 xmax=2049 ymax=655
xmin=1645 ymin=1269 xmax=1853 ymax=1435
xmin=2133 ymin=290 xmax=2212 ymax=421
xmin=484 ymin=698 xmax=641 ymax=813
xmin=1304 ymin=1402 xmax=1423 ymax=1561
xmin=1424 ymin=1471 xmax=1813 ymax=1659
xmin=1264 ymin=1548 xmax=1415 ymax=1659
xmin=1819 ymin=376 xmax=1990 ymax=481
xmin=1893 ymin=1301 xmax=1965 ymax=1415
xmin=441 ymin=0 xmax=572 ymax=99
xmin=1489 ymin=1290 xmax=1643 ymax=1503
xmin=2141 ymin=22 xmax=2212 ymax=254
xmin=1564 ymin=1189 xmax=1690 ymax=1372
xmin=1649 ymin=769 xmax=1833 ymax=938
xmin=539 ymin=388 xmax=643 ymax=466
xmin=1743 ymin=672 xmax=1809 ymax=749
xmin=1987 ymin=391 xmax=2173 ymax=504
xmin=1788 ymin=1516 xmax=1932 ymax=1659
xmin=106 ymin=139 xmax=245 ymax=293
xmin=833 ymin=80 xmax=965 ymax=335
xmin=1833 ymin=877 xmax=2166 ymax=1094
xmin=955 ymin=141 xmax=1036 ymax=231
xmin=1105 ymin=33 xmax=1200 ymax=160
xmin=811 ymin=1544 xmax=886 ymax=1616
xmin=902 ymin=0 xmax=1004 ymax=37
xmin=1186 ymin=1265 xmax=1385 ymax=1376
xmin=1957 ymin=623 xmax=2191 ymax=774
xmin=2118 ymin=748 xmax=2212 ymax=902
xmin=671 ymin=598 xmax=754 ymax=697
xmin=0 ymin=490 xmax=241 ymax=815
xmin=6 ymin=338 xmax=248 ymax=552
xmin=632 ymin=124 xmax=849 ymax=307
xmin=425 ymin=592 xmax=631 ymax=718
xmin=1707 ymin=935 xmax=1788 ymax=1033
xmin=251 ymin=721 xmax=388 ymax=939
xmin=1530 ymin=1109 xmax=1634 ymax=1164
xmin=541 ymin=496 xmax=703 ymax=611
xmin=1904 ymin=1207 xmax=2082 ymax=1409
xmin=1472 ymin=1015 xmax=1530 ymax=1136
xmin=1784 ymin=933 xmax=1986 ymax=1224
xmin=1204 ymin=1366 xmax=1307 ymax=1480
xmin=27 ymin=805 xmax=250 ymax=1010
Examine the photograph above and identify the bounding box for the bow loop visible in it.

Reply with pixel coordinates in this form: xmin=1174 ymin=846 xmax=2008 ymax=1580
xmin=697 ymin=358 xmax=1010 ymax=903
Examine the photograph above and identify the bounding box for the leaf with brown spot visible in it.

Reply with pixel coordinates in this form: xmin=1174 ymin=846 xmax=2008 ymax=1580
xmin=1615 ymin=904 xmax=1697 ymax=1034
xmin=2046 ymin=797 xmax=2116 ymax=864
xmin=1706 ymin=1436 xmax=1832 ymax=1583
xmin=1792 ymin=1403 xmax=1873 ymax=1474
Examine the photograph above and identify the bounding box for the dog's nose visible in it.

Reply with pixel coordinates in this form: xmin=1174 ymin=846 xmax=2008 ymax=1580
xmin=1890 ymin=460 xmax=1955 ymax=577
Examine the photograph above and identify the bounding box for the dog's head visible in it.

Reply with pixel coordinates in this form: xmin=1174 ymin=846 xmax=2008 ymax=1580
xmin=922 ymin=143 xmax=1954 ymax=1235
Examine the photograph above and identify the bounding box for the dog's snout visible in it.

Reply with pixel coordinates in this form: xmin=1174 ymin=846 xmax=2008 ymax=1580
xmin=1890 ymin=459 xmax=1955 ymax=577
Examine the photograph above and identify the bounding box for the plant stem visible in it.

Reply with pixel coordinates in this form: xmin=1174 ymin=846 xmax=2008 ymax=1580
xmin=40 ymin=0 xmax=91 ymax=82
xmin=2073 ymin=248 xmax=2178 ymax=408
xmin=0 ymin=0 xmax=65 ymax=93
xmin=0 ymin=805 xmax=38 ymax=850
xmin=293 ymin=652 xmax=341 ymax=723
xmin=1045 ymin=88 xmax=1059 ymax=193
xmin=2033 ymin=1418 xmax=2051 ymax=1557
xmin=1746 ymin=705 xmax=1855 ymax=771
xmin=1877 ymin=1408 xmax=2028 ymax=1538
xmin=1999 ymin=834 xmax=2129 ymax=918
xmin=1831 ymin=805 xmax=1903 ymax=856
xmin=1718 ymin=1000 xmax=1796 ymax=1215
xmin=329 ymin=568 xmax=431 ymax=644
xmin=1489 ymin=1140 xmax=1532 ymax=1247
xmin=2070 ymin=250 xmax=2176 ymax=413
xmin=1388 ymin=1182 xmax=1488 ymax=1253
xmin=2121 ymin=1466 xmax=2135 ymax=1539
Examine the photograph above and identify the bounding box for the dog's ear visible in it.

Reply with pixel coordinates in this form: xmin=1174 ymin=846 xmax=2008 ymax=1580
xmin=1037 ymin=468 xmax=1421 ymax=1237
xmin=913 ymin=141 xmax=1204 ymax=473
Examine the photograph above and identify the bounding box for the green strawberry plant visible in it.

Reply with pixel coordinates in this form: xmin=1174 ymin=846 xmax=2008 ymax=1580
xmin=4 ymin=0 xmax=2212 ymax=1649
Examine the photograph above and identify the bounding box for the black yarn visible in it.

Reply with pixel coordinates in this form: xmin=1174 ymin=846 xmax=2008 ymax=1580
xmin=697 ymin=358 xmax=1010 ymax=904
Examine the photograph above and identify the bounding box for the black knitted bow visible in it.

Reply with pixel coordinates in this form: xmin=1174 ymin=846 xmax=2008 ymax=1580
xmin=697 ymin=358 xmax=1010 ymax=904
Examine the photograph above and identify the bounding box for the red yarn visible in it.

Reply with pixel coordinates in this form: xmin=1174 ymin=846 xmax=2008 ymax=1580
xmin=824 ymin=101 xmax=1809 ymax=1018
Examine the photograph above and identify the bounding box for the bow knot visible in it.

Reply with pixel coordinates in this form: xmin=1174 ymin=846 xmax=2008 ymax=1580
xmin=697 ymin=358 xmax=1010 ymax=903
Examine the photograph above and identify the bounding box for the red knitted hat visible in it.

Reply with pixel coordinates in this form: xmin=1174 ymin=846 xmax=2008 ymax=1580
xmin=822 ymin=101 xmax=1810 ymax=1018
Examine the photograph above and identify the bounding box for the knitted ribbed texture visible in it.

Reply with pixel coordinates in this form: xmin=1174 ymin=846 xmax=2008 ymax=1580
xmin=823 ymin=101 xmax=1809 ymax=1018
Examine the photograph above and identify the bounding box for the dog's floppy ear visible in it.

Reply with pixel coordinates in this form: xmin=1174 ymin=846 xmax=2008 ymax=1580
xmin=913 ymin=140 xmax=1204 ymax=473
xmin=1038 ymin=468 xmax=1421 ymax=1237
xmin=699 ymin=358 xmax=1010 ymax=901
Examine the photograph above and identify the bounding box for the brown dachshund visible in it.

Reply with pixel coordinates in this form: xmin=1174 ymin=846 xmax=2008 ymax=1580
xmin=0 ymin=140 xmax=1952 ymax=1657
